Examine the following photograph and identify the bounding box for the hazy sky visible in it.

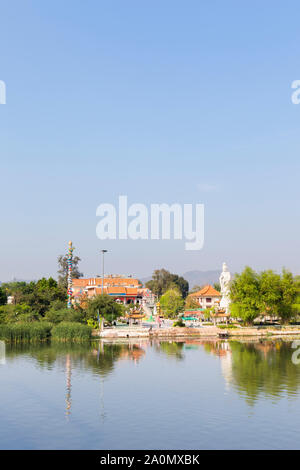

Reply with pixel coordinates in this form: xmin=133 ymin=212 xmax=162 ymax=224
xmin=1 ymin=0 xmax=300 ymax=281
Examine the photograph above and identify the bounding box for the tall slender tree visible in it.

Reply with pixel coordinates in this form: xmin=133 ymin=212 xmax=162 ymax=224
xmin=57 ymin=253 xmax=83 ymax=288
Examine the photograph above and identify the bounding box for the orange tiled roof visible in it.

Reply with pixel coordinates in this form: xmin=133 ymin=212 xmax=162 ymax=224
xmin=190 ymin=284 xmax=221 ymax=297
xmin=92 ymin=287 xmax=138 ymax=296
xmin=73 ymin=277 xmax=140 ymax=288
xmin=72 ymin=278 xmax=89 ymax=287
xmin=126 ymin=287 xmax=138 ymax=295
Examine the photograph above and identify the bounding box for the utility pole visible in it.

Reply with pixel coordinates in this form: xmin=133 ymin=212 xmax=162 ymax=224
xmin=101 ymin=249 xmax=107 ymax=294
xmin=67 ymin=241 xmax=74 ymax=309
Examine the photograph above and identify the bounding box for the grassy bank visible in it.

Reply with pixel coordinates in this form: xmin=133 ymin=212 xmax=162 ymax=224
xmin=0 ymin=323 xmax=52 ymax=342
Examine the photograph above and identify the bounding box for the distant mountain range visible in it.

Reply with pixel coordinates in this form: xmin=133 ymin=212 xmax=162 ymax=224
xmin=181 ymin=270 xmax=220 ymax=289
xmin=141 ymin=270 xmax=220 ymax=290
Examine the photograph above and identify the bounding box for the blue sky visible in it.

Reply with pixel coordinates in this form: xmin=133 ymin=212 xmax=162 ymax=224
xmin=1 ymin=0 xmax=300 ymax=281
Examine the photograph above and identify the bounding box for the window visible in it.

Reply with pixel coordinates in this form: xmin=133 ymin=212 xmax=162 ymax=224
xmin=206 ymin=298 xmax=212 ymax=303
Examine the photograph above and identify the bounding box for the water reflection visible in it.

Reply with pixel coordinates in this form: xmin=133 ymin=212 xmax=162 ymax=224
xmin=4 ymin=338 xmax=300 ymax=406
xmin=229 ymin=340 xmax=300 ymax=404
xmin=65 ymin=354 xmax=71 ymax=419
xmin=154 ymin=340 xmax=185 ymax=360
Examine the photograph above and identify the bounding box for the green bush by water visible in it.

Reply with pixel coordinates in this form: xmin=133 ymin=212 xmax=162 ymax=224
xmin=218 ymin=324 xmax=238 ymax=329
xmin=173 ymin=318 xmax=186 ymax=327
xmin=51 ymin=322 xmax=92 ymax=341
xmin=0 ymin=322 xmax=52 ymax=342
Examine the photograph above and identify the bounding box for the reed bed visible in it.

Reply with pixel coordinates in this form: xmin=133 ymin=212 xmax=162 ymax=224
xmin=51 ymin=322 xmax=92 ymax=341
xmin=0 ymin=323 xmax=52 ymax=342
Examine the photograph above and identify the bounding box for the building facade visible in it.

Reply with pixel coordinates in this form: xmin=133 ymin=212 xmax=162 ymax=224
xmin=189 ymin=285 xmax=221 ymax=309
xmin=72 ymin=275 xmax=154 ymax=306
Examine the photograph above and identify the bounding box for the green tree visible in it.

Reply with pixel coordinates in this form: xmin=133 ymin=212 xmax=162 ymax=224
xmin=259 ymin=270 xmax=282 ymax=317
xmin=231 ymin=267 xmax=298 ymax=325
xmin=21 ymin=278 xmax=67 ymax=315
xmin=87 ymin=295 xmax=123 ymax=324
xmin=1 ymin=281 xmax=31 ymax=304
xmin=1 ymin=279 xmax=66 ymax=315
xmin=0 ymin=287 xmax=7 ymax=305
xmin=276 ymin=269 xmax=297 ymax=324
xmin=213 ymin=282 xmax=221 ymax=292
xmin=230 ymin=267 xmax=261 ymax=325
xmin=57 ymin=253 xmax=83 ymax=288
xmin=44 ymin=307 xmax=85 ymax=324
xmin=255 ymin=269 xmax=296 ymax=324
xmin=185 ymin=295 xmax=200 ymax=309
xmin=146 ymin=269 xmax=189 ymax=298
xmin=159 ymin=288 xmax=185 ymax=319
xmin=0 ymin=303 xmax=39 ymax=324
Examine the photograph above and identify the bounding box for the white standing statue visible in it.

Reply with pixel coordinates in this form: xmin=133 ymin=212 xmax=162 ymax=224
xmin=219 ymin=262 xmax=231 ymax=314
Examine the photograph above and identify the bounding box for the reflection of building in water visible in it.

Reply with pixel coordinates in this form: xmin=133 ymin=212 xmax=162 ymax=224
xmin=219 ymin=342 xmax=233 ymax=390
xmin=204 ymin=340 xmax=233 ymax=389
xmin=65 ymin=354 xmax=72 ymax=419
xmin=255 ymin=341 xmax=276 ymax=358
xmin=119 ymin=343 xmax=146 ymax=364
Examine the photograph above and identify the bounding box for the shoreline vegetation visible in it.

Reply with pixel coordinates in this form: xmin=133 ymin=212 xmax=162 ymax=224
xmin=2 ymin=323 xmax=300 ymax=343
xmin=0 ymin=264 xmax=299 ymax=342
xmin=0 ymin=322 xmax=92 ymax=343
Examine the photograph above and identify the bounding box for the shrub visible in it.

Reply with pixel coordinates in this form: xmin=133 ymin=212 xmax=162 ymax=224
xmin=44 ymin=307 xmax=85 ymax=324
xmin=51 ymin=322 xmax=92 ymax=341
xmin=173 ymin=318 xmax=186 ymax=327
xmin=87 ymin=295 xmax=123 ymax=324
xmin=0 ymin=304 xmax=37 ymax=324
xmin=87 ymin=319 xmax=98 ymax=329
xmin=218 ymin=324 xmax=237 ymax=329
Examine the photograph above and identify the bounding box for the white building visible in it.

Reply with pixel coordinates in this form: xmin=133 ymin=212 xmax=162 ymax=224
xmin=189 ymin=285 xmax=221 ymax=309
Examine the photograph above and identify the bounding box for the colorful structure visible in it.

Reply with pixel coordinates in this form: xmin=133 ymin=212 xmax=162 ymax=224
xmin=73 ymin=275 xmax=144 ymax=305
xmin=189 ymin=285 xmax=221 ymax=309
xmin=67 ymin=241 xmax=74 ymax=309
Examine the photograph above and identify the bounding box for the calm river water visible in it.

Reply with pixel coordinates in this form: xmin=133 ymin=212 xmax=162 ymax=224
xmin=0 ymin=338 xmax=300 ymax=449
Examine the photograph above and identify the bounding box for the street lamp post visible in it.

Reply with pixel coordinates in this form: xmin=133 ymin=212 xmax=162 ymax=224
xmin=101 ymin=250 xmax=108 ymax=294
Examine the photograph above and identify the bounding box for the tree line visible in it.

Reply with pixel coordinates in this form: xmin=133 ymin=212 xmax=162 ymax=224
xmin=230 ymin=267 xmax=300 ymax=325
xmin=0 ymin=257 xmax=299 ymax=326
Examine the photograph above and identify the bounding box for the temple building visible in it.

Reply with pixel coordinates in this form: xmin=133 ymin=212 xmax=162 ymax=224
xmin=72 ymin=275 xmax=154 ymax=305
xmin=189 ymin=285 xmax=221 ymax=309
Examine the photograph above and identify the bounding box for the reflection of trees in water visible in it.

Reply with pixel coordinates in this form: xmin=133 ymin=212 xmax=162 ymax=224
xmin=200 ymin=339 xmax=300 ymax=404
xmin=4 ymin=341 xmax=146 ymax=377
xmin=230 ymin=340 xmax=300 ymax=405
xmin=6 ymin=339 xmax=300 ymax=406
xmin=154 ymin=341 xmax=185 ymax=360
xmin=5 ymin=341 xmax=147 ymax=421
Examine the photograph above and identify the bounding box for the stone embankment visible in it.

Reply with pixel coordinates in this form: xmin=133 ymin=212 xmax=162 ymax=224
xmin=98 ymin=325 xmax=300 ymax=339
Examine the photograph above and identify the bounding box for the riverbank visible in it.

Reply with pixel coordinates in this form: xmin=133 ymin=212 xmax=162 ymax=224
xmin=98 ymin=325 xmax=300 ymax=339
